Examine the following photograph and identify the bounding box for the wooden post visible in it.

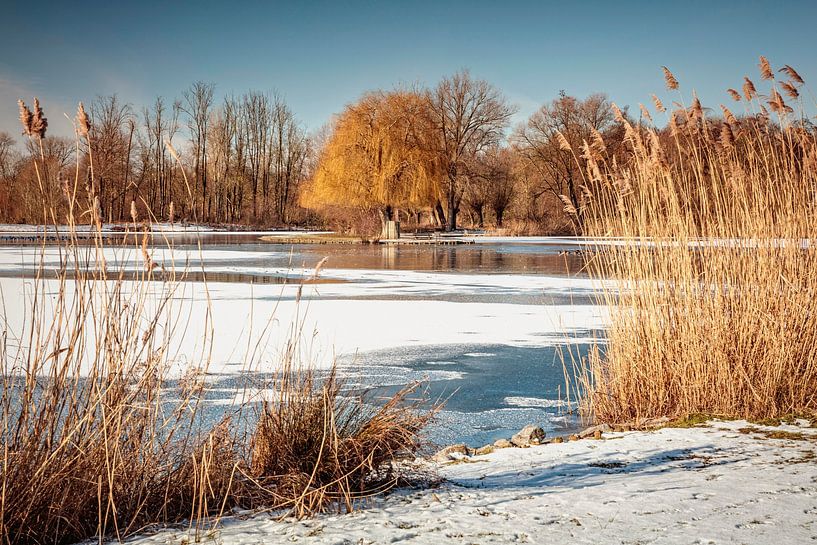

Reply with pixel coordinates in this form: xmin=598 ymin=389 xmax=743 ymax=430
xmin=386 ymin=220 xmax=400 ymax=239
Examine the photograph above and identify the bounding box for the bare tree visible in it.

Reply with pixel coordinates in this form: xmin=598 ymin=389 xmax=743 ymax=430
xmin=20 ymin=137 xmax=74 ymax=221
xmin=461 ymin=146 xmax=515 ymax=228
xmin=181 ymin=81 xmax=215 ymax=220
xmin=427 ymin=71 xmax=514 ymax=231
xmin=88 ymin=95 xmax=134 ymax=221
xmin=0 ymin=132 xmax=18 ymax=221
xmin=513 ymin=92 xmax=625 ymax=230
xmin=484 ymin=147 xmax=515 ymax=228
xmin=238 ymin=91 xmax=271 ymax=220
xmin=141 ymin=96 xmax=181 ymax=218
xmin=270 ymin=95 xmax=308 ymax=223
xmin=0 ymin=132 xmax=16 ymax=181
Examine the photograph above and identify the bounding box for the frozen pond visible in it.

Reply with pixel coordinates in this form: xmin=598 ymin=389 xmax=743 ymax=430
xmin=0 ymin=232 xmax=608 ymax=446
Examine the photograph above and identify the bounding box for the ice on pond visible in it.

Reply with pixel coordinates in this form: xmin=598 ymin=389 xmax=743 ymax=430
xmin=0 ymin=237 xmax=608 ymax=445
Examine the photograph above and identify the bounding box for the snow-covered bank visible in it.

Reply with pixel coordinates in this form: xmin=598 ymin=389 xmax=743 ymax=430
xmin=125 ymin=420 xmax=817 ymax=545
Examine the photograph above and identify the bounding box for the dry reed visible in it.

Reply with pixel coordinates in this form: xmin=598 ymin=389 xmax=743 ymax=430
xmin=575 ymin=60 xmax=817 ymax=423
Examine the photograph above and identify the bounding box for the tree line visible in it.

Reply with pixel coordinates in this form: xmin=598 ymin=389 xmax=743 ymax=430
xmin=2 ymin=72 xmax=634 ymax=234
xmin=3 ymin=84 xmax=310 ymax=226
xmin=303 ymin=72 xmax=630 ymax=234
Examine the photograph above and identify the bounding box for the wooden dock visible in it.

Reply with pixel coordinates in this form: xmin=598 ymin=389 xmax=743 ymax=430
xmin=258 ymin=233 xmax=476 ymax=245
xmin=379 ymin=236 xmax=474 ymax=245
xmin=259 ymin=235 xmax=375 ymax=244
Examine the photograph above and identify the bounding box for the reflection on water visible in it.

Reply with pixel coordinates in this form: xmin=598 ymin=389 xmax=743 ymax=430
xmin=2 ymin=233 xmax=586 ymax=283
xmin=180 ymin=241 xmax=588 ymax=277
xmin=1 ymin=234 xmax=591 ymax=280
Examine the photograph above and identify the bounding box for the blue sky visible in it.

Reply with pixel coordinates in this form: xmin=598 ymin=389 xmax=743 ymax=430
xmin=1 ymin=0 xmax=816 ymax=139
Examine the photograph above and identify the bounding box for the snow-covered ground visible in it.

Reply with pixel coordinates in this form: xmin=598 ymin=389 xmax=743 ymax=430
xmin=124 ymin=420 xmax=817 ymax=545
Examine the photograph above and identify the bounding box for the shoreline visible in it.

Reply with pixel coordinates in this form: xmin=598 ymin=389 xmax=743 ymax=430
xmin=119 ymin=418 xmax=817 ymax=544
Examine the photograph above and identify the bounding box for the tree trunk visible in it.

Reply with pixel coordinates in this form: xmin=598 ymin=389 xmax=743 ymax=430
xmin=446 ymin=195 xmax=457 ymax=231
xmin=378 ymin=205 xmax=393 ymax=238
xmin=434 ymin=201 xmax=446 ymax=229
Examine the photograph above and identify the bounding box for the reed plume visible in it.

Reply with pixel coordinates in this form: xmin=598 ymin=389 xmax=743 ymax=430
xmin=743 ymin=77 xmax=757 ymax=100
xmin=76 ymin=102 xmax=91 ymax=136
xmin=768 ymin=88 xmax=791 ymax=114
xmin=727 ymin=88 xmax=741 ymax=102
xmin=17 ymin=100 xmax=33 ymax=136
xmin=779 ymin=64 xmax=804 ymax=85
xmin=759 ymin=55 xmax=774 ymax=80
xmin=639 ymin=103 xmax=653 ymax=123
xmin=556 ymin=131 xmax=572 ymax=152
xmin=720 ymin=105 xmax=738 ymax=126
xmin=662 ymin=66 xmax=679 ymax=90
xmin=719 ymin=121 xmax=734 ymax=148
xmin=780 ymin=81 xmax=799 ymax=99
xmin=651 ymin=94 xmax=666 ymax=113
xmin=30 ymin=98 xmax=47 ymax=138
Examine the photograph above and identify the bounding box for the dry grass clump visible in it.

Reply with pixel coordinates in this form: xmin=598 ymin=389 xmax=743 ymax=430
xmin=573 ymin=60 xmax=817 ymax=423
xmin=0 ymin=101 xmax=434 ymax=545
xmin=248 ymin=367 xmax=431 ymax=517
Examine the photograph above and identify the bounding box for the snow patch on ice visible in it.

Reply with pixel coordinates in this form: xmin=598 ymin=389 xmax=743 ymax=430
xmin=503 ymin=396 xmax=571 ymax=408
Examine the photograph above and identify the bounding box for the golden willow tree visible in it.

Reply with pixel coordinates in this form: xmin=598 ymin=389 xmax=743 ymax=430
xmin=301 ymin=90 xmax=440 ymax=236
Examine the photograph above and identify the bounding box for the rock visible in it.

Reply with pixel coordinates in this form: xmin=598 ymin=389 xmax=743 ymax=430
xmin=431 ymin=444 xmax=470 ymax=463
xmin=550 ymin=436 xmax=564 ymax=444
xmin=639 ymin=416 xmax=671 ymax=429
xmin=578 ymin=424 xmax=612 ymax=439
xmin=475 ymin=445 xmax=495 ymax=456
xmin=511 ymin=425 xmax=546 ymax=447
xmin=493 ymin=438 xmax=513 ymax=449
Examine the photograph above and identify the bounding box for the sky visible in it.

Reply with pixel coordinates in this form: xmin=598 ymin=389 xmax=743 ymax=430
xmin=1 ymin=0 xmax=816 ymax=141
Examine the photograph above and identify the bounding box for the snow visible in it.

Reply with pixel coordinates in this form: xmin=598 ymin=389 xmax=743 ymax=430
xmin=0 ymin=274 xmax=605 ymax=374
xmin=122 ymin=420 xmax=817 ymax=544
xmin=503 ymin=396 xmax=572 ymax=409
xmin=0 ymin=243 xmax=607 ymax=376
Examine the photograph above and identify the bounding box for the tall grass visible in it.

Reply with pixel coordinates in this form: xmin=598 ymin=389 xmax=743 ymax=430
xmin=1 ymin=103 xmax=433 ymax=545
xmin=576 ymin=60 xmax=817 ymax=423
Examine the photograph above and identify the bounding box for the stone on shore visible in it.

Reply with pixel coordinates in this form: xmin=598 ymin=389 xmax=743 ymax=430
xmin=578 ymin=423 xmax=612 ymax=439
xmin=511 ymin=425 xmax=546 ymax=447
xmin=475 ymin=445 xmax=495 ymax=456
xmin=493 ymin=438 xmax=513 ymax=449
xmin=431 ymin=444 xmax=471 ymax=463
